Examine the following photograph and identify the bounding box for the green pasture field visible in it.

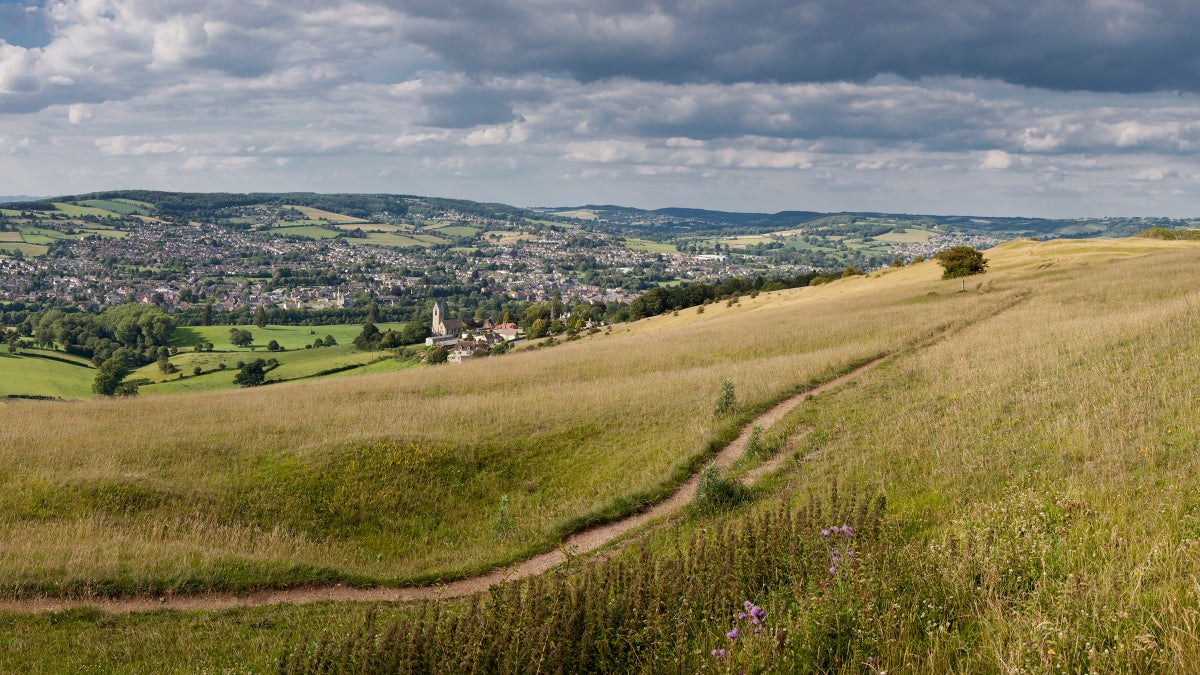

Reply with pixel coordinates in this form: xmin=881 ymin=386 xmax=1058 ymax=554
xmin=428 ymin=225 xmax=481 ymax=237
xmin=335 ymin=222 xmax=403 ymax=233
xmin=0 ymin=208 xmax=22 ymax=217
xmin=51 ymin=202 xmax=118 ymax=218
xmin=169 ymin=323 xmax=405 ymax=352
xmin=265 ymin=226 xmax=340 ymax=239
xmin=0 ymin=352 xmax=94 ymax=398
xmin=481 ymin=230 xmax=535 ymax=244
xmin=78 ymin=199 xmax=149 ymax=216
xmin=0 ymin=242 xmax=49 ymax=257
xmin=285 ymin=205 xmax=368 ymax=223
xmin=0 ymin=232 xmax=20 ymax=242
xmin=348 ymin=232 xmax=432 ymax=248
xmin=625 ymin=238 xmax=679 ymax=253
xmin=875 ymin=227 xmax=937 ymax=243
xmin=113 ymin=198 xmax=154 ymax=209
xmin=131 ymin=344 xmax=401 ymax=392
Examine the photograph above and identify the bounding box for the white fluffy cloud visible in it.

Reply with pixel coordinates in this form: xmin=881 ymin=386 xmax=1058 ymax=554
xmin=2 ymin=1 xmax=1200 ymax=216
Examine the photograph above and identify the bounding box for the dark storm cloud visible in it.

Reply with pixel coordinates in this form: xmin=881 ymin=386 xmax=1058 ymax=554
xmin=391 ymin=0 xmax=1200 ymax=93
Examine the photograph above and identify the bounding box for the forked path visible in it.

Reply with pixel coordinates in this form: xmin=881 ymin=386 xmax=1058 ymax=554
xmin=1 ymin=357 xmax=887 ymax=615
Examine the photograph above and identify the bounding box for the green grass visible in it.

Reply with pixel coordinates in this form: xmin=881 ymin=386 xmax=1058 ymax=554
xmin=265 ymin=226 xmax=340 ymax=239
xmin=51 ymin=202 xmax=119 ymax=218
xmin=0 ymin=352 xmax=94 ymax=398
xmin=131 ymin=344 xmax=400 ymax=392
xmin=169 ymin=323 xmax=404 ymax=352
xmin=625 ymin=238 xmax=679 ymax=253
xmin=875 ymin=227 xmax=937 ymax=243
xmin=0 ymin=242 xmax=49 ymax=257
xmin=78 ymin=199 xmax=149 ymax=216
xmin=7 ymin=239 xmax=1200 ymax=672
xmin=113 ymin=198 xmax=154 ymax=209
xmin=428 ymin=225 xmax=481 ymax=238
xmin=348 ymin=233 xmax=432 ymax=248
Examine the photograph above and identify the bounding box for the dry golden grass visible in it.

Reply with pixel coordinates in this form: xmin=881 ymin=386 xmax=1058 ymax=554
xmin=0 ymin=256 xmax=998 ymax=596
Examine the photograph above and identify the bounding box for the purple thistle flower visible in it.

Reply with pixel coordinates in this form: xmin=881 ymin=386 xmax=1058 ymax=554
xmin=711 ymin=648 xmax=726 ymax=659
xmin=738 ymin=612 xmax=747 ymax=620
xmin=754 ymin=626 xmax=763 ymax=635
xmin=829 ymin=566 xmax=837 ymax=574
xmin=744 ymin=600 xmax=753 ymax=609
xmin=821 ymin=528 xmax=830 ymax=537
xmin=753 ymin=606 xmax=767 ymax=619
xmin=726 ymin=627 xmax=739 ymax=640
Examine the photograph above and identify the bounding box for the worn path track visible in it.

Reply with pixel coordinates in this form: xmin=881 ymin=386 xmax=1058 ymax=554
xmin=5 ymin=288 xmax=1031 ymax=616
xmin=0 ymin=355 xmax=888 ymax=616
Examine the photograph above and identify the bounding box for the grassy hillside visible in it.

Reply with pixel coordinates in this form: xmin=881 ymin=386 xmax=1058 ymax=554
xmin=4 ymin=237 xmax=1200 ymax=672
xmin=0 ymin=260 xmax=985 ymax=598
xmin=0 ymin=351 xmax=94 ymax=398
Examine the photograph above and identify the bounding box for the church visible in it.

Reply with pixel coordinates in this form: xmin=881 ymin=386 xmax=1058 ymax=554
xmin=431 ymin=300 xmax=466 ymax=337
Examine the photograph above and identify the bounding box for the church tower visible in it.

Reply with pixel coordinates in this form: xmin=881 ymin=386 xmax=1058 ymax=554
xmin=432 ymin=300 xmax=446 ymax=336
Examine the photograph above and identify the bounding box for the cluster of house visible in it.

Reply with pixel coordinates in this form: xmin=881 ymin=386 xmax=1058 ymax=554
xmin=424 ymin=300 xmax=524 ymax=363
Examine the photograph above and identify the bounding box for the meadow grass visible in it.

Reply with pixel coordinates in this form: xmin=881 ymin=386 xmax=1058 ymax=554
xmin=0 ymin=352 xmax=94 ymax=398
xmin=0 ymin=260 xmax=968 ymax=597
xmin=285 ymin=205 xmax=368 ymax=223
xmin=6 ymin=238 xmax=1200 ymax=672
xmin=428 ymin=225 xmax=481 ymax=237
xmin=265 ymin=226 xmax=340 ymax=239
xmin=169 ymin=323 xmax=404 ymax=352
xmin=50 ymin=202 xmax=117 ymax=218
xmin=271 ymin=238 xmax=1200 ymax=674
xmin=78 ymin=199 xmax=149 ymax=216
xmin=624 ymin=238 xmax=680 ymax=253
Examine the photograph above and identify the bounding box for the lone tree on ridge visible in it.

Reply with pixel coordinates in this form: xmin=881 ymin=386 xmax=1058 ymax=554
xmin=934 ymin=246 xmax=988 ymax=279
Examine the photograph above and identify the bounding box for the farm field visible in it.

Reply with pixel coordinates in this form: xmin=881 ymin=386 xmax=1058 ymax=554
xmin=264 ymin=225 xmax=340 ymax=239
xmin=131 ymin=344 xmax=404 ymax=393
xmin=5 ymin=238 xmax=1200 ymax=672
xmin=0 ymin=352 xmax=94 ymax=398
xmin=284 ymin=206 xmax=368 ymax=223
xmin=625 ymin=237 xmax=679 ymax=253
xmin=169 ymin=323 xmax=405 ymax=352
xmin=875 ymin=226 xmax=938 ymax=243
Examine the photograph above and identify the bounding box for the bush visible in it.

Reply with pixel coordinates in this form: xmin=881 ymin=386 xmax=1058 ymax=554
xmin=714 ymin=378 xmax=737 ymax=416
xmin=694 ymin=462 xmax=751 ymax=512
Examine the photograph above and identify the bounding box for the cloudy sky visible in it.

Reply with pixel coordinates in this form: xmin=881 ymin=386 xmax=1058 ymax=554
xmin=1 ymin=0 xmax=1199 ymax=217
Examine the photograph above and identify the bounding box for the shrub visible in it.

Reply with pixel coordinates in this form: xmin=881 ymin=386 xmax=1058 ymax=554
xmin=694 ymin=462 xmax=750 ymax=512
xmin=714 ymin=378 xmax=737 ymax=416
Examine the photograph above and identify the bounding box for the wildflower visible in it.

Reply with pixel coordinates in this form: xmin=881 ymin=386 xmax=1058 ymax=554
xmin=821 ymin=528 xmax=831 ymax=537
xmin=754 ymin=626 xmax=763 ymax=635
xmin=726 ymin=627 xmax=739 ymax=640
xmin=752 ymin=606 xmax=766 ymax=620
xmin=711 ymin=648 xmax=726 ymax=659
xmin=829 ymin=566 xmax=837 ymax=574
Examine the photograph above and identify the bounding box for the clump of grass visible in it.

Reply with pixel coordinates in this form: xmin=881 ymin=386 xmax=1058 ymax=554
xmin=693 ymin=462 xmax=751 ymax=512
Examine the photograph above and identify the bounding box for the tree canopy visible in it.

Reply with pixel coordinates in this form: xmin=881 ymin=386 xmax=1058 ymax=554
xmin=934 ymin=246 xmax=988 ymax=279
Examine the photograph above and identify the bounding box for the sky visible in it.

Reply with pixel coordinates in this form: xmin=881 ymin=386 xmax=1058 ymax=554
xmin=1 ymin=0 xmax=1199 ymax=217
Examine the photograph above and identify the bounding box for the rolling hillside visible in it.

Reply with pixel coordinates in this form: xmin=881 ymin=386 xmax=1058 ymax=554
xmin=3 ymin=237 xmax=1200 ymax=672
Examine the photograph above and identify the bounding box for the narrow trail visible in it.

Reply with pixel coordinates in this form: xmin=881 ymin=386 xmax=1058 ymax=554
xmin=2 ymin=292 xmax=1030 ymax=616
xmin=0 ymin=357 xmax=886 ymax=616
